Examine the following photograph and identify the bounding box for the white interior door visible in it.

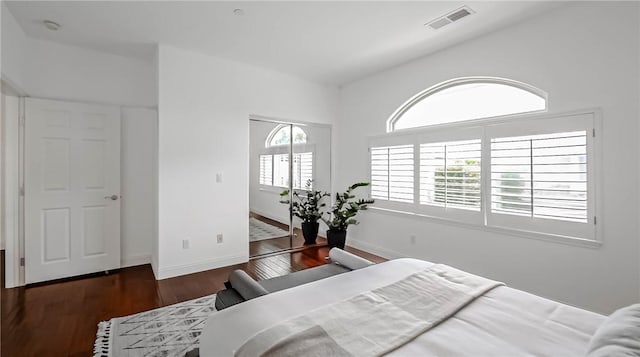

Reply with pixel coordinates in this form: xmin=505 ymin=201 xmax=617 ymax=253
xmin=25 ymin=98 xmax=121 ymax=284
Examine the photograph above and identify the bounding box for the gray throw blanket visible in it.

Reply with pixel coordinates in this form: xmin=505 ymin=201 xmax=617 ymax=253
xmin=235 ymin=264 xmax=503 ymax=357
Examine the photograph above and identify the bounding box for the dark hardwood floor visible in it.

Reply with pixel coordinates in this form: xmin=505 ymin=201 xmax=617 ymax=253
xmin=249 ymin=212 xmax=328 ymax=257
xmin=249 ymin=233 xmax=328 ymax=257
xmin=1 ymin=246 xmax=385 ymax=357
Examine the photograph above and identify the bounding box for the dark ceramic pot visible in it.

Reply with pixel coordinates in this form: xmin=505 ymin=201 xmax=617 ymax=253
xmin=326 ymin=229 xmax=347 ymax=249
xmin=301 ymin=221 xmax=319 ymax=244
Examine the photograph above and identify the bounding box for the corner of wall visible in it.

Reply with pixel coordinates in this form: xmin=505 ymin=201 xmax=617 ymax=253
xmin=155 ymin=253 xmax=247 ymax=280
xmin=0 ymin=93 xmax=5 ymax=252
xmin=121 ymin=254 xmax=152 ymax=268
xmin=1 ymin=95 xmax=21 ymax=288
xmin=1 ymin=2 xmax=28 ymax=91
xmin=151 ymin=91 xmax=160 ymax=280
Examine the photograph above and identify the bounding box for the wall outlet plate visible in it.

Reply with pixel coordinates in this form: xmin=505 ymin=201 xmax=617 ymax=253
xmin=182 ymin=239 xmax=190 ymax=249
xmin=217 ymin=234 xmax=223 ymax=243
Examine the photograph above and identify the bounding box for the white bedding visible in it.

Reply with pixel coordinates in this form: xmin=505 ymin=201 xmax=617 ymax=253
xmin=200 ymin=258 xmax=605 ymax=356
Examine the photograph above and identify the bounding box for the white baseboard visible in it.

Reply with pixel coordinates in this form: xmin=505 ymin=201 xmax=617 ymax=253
xmin=121 ymin=254 xmax=152 ymax=268
xmin=156 ymin=253 xmax=248 ymax=280
xmin=347 ymin=238 xmax=406 ymax=260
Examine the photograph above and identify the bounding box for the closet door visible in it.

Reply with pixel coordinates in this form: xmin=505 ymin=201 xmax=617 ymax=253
xmin=249 ymin=120 xmax=293 ymax=257
xmin=248 ymin=119 xmax=332 ymax=257
xmin=291 ymin=124 xmax=331 ymax=250
xmin=24 ymin=98 xmax=121 ymax=284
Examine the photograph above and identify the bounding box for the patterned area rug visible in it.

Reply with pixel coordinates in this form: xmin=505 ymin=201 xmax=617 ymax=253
xmin=94 ymin=294 xmax=217 ymax=357
xmin=249 ymin=217 xmax=289 ymax=241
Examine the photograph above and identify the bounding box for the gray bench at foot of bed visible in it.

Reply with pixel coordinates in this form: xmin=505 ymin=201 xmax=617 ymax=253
xmin=214 ymin=248 xmax=374 ymax=310
xmin=184 ymin=249 xmax=374 ymax=357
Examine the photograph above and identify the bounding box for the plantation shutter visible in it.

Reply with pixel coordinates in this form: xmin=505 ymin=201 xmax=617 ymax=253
xmin=370 ymin=144 xmax=414 ymax=203
xmin=273 ymin=153 xmax=289 ymax=187
xmin=420 ymin=139 xmax=481 ymax=210
xmin=293 ymin=152 xmax=313 ymax=189
xmin=259 ymin=154 xmax=273 ymax=185
xmin=490 ymin=131 xmax=588 ymax=222
xmin=369 ymin=111 xmax=596 ymax=241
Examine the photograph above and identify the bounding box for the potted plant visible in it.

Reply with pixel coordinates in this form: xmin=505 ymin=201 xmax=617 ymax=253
xmin=280 ymin=180 xmax=330 ymax=244
xmin=321 ymin=182 xmax=374 ymax=249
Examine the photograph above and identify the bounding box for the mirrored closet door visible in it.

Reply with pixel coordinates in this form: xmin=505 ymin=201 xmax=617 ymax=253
xmin=249 ymin=117 xmax=331 ymax=258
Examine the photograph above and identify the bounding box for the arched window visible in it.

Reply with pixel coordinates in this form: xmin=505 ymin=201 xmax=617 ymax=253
xmin=266 ymin=125 xmax=307 ymax=147
xmin=387 ymin=77 xmax=547 ymax=132
xmin=371 ymin=77 xmax=599 ymax=243
xmin=260 ymin=125 xmax=313 ymax=189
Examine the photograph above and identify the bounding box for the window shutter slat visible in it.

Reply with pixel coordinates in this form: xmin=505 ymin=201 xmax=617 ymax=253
xmin=419 ymin=139 xmax=481 ymax=210
xmin=490 ymin=130 xmax=588 ymax=222
xmin=273 ymin=153 xmax=289 ymax=187
xmin=370 ymin=145 xmax=414 ymax=203
xmin=259 ymin=155 xmax=273 ymax=185
xmin=293 ymin=152 xmax=313 ymax=189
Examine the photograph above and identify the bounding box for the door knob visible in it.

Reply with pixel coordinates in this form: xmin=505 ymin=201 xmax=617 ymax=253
xmin=104 ymin=194 xmax=119 ymax=200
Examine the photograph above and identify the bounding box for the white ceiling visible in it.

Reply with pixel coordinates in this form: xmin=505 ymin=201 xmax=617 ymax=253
xmin=5 ymin=1 xmax=563 ymax=85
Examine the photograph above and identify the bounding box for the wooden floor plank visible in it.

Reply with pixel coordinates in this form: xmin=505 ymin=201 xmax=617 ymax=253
xmin=1 ymin=246 xmax=385 ymax=356
xmin=249 ymin=212 xmax=328 ymax=257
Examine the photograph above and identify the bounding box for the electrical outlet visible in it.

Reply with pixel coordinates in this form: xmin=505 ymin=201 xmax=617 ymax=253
xmin=217 ymin=234 xmax=223 ymax=244
xmin=216 ymin=173 xmax=222 ymax=183
xmin=182 ymin=239 xmax=190 ymax=249
xmin=410 ymin=235 xmax=417 ymax=245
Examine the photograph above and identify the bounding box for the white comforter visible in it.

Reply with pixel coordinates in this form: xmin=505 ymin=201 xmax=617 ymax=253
xmin=200 ymin=258 xmax=604 ymax=356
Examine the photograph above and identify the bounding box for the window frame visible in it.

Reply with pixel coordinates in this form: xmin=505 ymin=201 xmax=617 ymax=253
xmin=415 ymin=127 xmax=484 ymax=225
xmin=485 ymin=114 xmax=596 ymax=240
xmin=258 ymin=143 xmax=317 ymax=192
xmin=370 ymin=144 xmax=416 ymax=205
xmin=259 ymin=124 xmax=316 ymax=192
xmin=265 ymin=124 xmax=308 ymax=147
xmin=369 ymin=108 xmax=602 ymax=246
xmin=386 ymin=77 xmax=549 ymax=133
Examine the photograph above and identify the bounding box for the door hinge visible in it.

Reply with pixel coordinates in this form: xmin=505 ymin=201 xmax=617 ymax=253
xmin=19 ymin=187 xmax=25 ymax=196
xmin=19 ymin=116 xmax=25 ymax=127
xmin=592 ymin=128 xmax=595 ymax=138
xmin=594 ymin=216 xmax=597 ymax=225
xmin=20 ymin=257 xmax=25 ymax=266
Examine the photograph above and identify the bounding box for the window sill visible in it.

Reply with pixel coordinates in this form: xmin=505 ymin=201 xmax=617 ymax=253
xmin=259 ymin=186 xmax=286 ymax=194
xmin=368 ymin=206 xmax=602 ymax=249
xmin=259 ymin=186 xmax=311 ymax=195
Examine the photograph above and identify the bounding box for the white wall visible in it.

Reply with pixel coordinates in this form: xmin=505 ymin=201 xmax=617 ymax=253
xmin=121 ymin=108 xmax=156 ymax=267
xmin=336 ymin=2 xmax=640 ymax=314
xmin=151 ymin=49 xmax=160 ymax=276
xmin=156 ymin=45 xmax=338 ymax=279
xmin=1 ymin=2 xmax=27 ymax=89
xmin=23 ymin=38 xmax=155 ymax=107
xmin=638 ymin=1 xmax=640 ymax=305
xmin=2 ymin=94 xmax=20 ymax=287
xmin=0 ymin=93 xmax=4 ymax=250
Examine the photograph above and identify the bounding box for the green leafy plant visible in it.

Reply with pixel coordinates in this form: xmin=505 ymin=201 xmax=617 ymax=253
xmin=280 ymin=180 xmax=330 ymax=223
xmin=322 ymin=182 xmax=375 ymax=232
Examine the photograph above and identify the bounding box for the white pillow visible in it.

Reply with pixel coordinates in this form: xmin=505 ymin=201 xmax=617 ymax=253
xmin=328 ymin=248 xmax=374 ymax=270
xmin=586 ymin=303 xmax=640 ymax=357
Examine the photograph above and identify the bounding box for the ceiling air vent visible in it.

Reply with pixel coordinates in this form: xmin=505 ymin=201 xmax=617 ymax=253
xmin=426 ymin=6 xmax=474 ymax=30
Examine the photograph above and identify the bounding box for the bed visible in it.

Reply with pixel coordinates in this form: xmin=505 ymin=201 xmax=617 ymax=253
xmin=199 ymin=258 xmax=609 ymax=356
